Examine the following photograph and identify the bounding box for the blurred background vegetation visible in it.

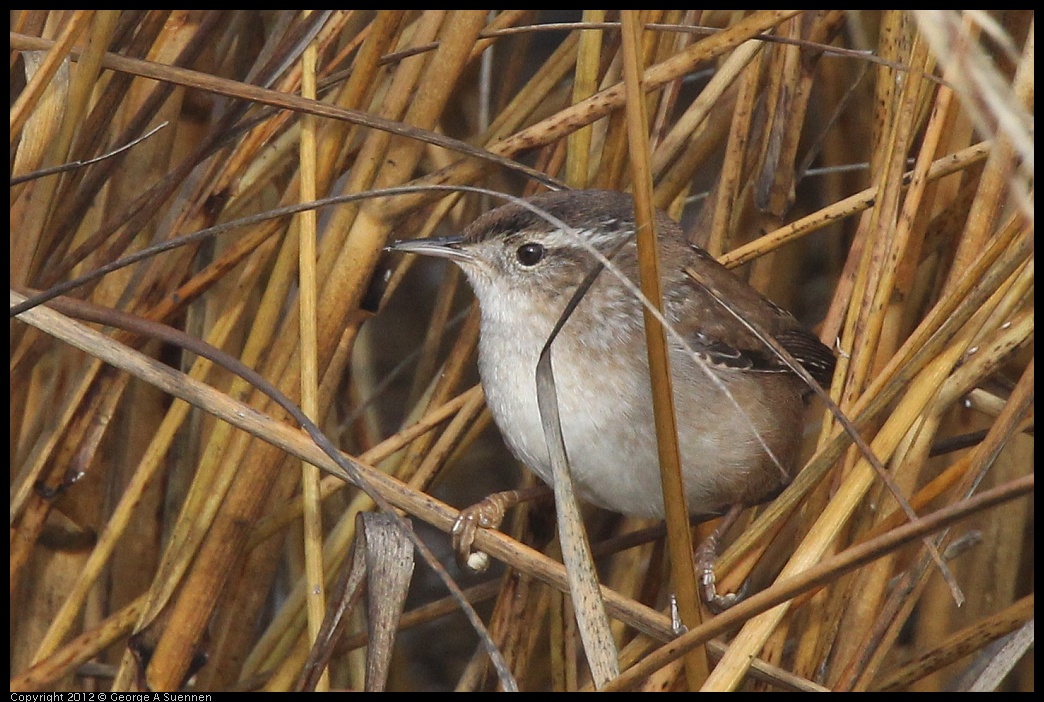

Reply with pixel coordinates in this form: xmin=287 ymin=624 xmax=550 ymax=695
xmin=10 ymin=10 xmax=1033 ymax=692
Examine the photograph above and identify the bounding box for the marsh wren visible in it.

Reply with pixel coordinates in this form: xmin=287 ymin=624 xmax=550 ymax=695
xmin=389 ymin=190 xmax=834 ymax=568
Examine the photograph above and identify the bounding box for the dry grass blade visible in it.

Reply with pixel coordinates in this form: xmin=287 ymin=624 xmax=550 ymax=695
xmin=294 ymin=513 xmax=415 ymax=692
xmin=964 ymin=618 xmax=1035 ymax=692
xmin=358 ymin=515 xmax=415 ymax=691
xmin=295 ymin=14 xmax=327 ymax=689
xmin=621 ymin=10 xmax=707 ymax=689
xmin=11 ymin=10 xmax=1031 ymax=692
xmin=533 ymin=341 xmax=620 ymax=687
xmin=295 ymin=517 xmax=368 ymax=692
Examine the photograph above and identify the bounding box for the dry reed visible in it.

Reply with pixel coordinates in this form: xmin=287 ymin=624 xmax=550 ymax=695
xmin=10 ymin=10 xmax=1033 ymax=692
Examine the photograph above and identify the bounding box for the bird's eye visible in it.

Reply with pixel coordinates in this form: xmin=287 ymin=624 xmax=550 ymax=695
xmin=516 ymin=242 xmax=545 ymax=266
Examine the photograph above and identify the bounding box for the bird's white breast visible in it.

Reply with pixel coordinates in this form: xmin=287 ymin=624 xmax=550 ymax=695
xmin=475 ymin=293 xmax=670 ymax=517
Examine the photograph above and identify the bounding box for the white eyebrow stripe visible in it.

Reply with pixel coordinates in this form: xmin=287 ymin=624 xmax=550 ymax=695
xmin=533 ymin=226 xmax=631 ymax=250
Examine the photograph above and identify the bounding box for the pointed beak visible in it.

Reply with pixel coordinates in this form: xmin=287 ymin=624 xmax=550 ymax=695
xmin=385 ymin=235 xmax=475 ymax=264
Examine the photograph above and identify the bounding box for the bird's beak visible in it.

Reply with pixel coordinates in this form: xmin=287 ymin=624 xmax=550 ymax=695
xmin=385 ymin=235 xmax=475 ymax=264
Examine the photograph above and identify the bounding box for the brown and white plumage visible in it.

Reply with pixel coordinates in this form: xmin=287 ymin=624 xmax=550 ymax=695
xmin=391 ymin=190 xmax=835 ymax=518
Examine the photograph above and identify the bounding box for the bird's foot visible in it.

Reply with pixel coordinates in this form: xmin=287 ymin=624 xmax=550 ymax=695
xmin=694 ymin=504 xmax=749 ymax=614
xmin=452 ymin=485 xmax=550 ymax=572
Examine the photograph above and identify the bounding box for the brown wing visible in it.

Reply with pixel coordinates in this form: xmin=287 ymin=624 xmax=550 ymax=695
xmin=670 ymin=241 xmax=836 ymax=388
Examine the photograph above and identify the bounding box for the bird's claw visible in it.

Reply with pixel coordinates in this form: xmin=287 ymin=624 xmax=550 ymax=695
xmin=699 ymin=562 xmax=749 ymax=614
xmin=451 ymin=497 xmax=510 ymax=573
xmin=694 ymin=504 xmax=748 ymax=613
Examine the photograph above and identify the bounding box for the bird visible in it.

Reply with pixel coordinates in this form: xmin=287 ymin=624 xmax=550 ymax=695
xmin=388 ymin=189 xmax=835 ymax=597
